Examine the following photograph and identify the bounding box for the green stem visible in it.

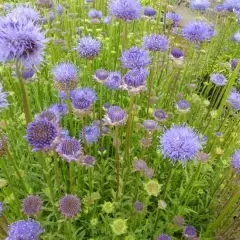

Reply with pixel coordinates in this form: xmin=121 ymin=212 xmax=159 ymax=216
xmin=122 ymin=21 xmax=127 ymax=50
xmin=69 ymin=162 xmax=74 ymax=193
xmin=115 ymin=126 xmax=120 ymax=198
xmin=53 ymin=152 xmax=61 ymax=195
xmin=66 ymin=91 xmax=74 ymax=136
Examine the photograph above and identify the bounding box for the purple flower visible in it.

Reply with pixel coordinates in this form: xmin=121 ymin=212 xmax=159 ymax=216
xmin=22 ymin=68 xmax=35 ymax=80
xmin=160 ymin=125 xmax=202 ymax=164
xmin=93 ymin=69 xmax=109 ymax=83
xmin=227 ymin=89 xmax=240 ymax=110
xmin=143 ymin=120 xmax=158 ymax=131
xmin=210 ymin=73 xmax=227 ymax=86
xmin=52 ymin=63 xmax=78 ymax=91
xmin=56 ymin=137 xmax=83 ymax=162
xmin=9 ymin=5 xmax=40 ymax=22
xmin=144 ymin=168 xmax=155 ymax=178
xmin=56 ymin=4 xmax=63 ymax=15
xmin=37 ymin=109 xmax=60 ymax=123
xmin=59 ymin=91 xmax=67 ymax=101
xmin=231 ymin=150 xmax=240 ymax=170
xmin=83 ymin=125 xmax=100 ymax=144
xmin=184 ymin=226 xmax=197 ymax=238
xmin=0 ymin=15 xmax=46 ymax=67
xmin=231 ymin=59 xmax=239 ymax=70
xmin=80 ymin=155 xmax=96 ymax=167
xmin=143 ymin=34 xmax=169 ymax=52
xmin=154 ymin=109 xmax=167 ymax=121
xmin=170 ymin=48 xmax=184 ymax=59
xmin=232 ymin=32 xmax=240 ymax=43
xmin=157 ymin=234 xmax=172 ymax=240
xmin=103 ymin=16 xmax=111 ymax=24
xmin=120 ymin=47 xmax=151 ymax=69
xmin=176 ymin=100 xmax=190 ymax=111
xmin=50 ymin=104 xmax=68 ymax=116
xmin=59 ymin=195 xmax=81 ymax=218
xmin=3 ymin=3 xmax=13 ymax=14
xmin=22 ymin=195 xmax=42 ymax=216
xmin=133 ymin=159 xmax=147 ymax=171
xmin=166 ymin=12 xmax=181 ymax=25
xmin=104 ymin=72 xmax=121 ymax=90
xmin=190 ymin=0 xmax=210 ymax=11
xmin=215 ymin=5 xmax=225 ymax=12
xmin=143 ymin=7 xmax=156 ymax=17
xmin=88 ymin=9 xmax=102 ymax=19
xmin=109 ymin=0 xmax=141 ymax=21
xmin=26 ymin=118 xmax=58 ymax=152
xmin=181 ymin=21 xmax=215 ymax=42
xmin=0 ymin=84 xmax=9 ymax=111
xmin=6 ymin=219 xmax=43 ymax=240
xmin=133 ymin=201 xmax=144 ymax=212
xmin=48 ymin=11 xmax=55 ymax=22
xmin=223 ymin=0 xmax=240 ymax=11
xmin=103 ymin=106 xmax=127 ymax=126
xmin=122 ymin=68 xmax=148 ymax=94
xmin=77 ymin=36 xmax=101 ymax=59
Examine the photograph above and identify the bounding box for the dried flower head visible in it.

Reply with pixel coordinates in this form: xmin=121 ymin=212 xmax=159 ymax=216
xmin=133 ymin=201 xmax=144 ymax=212
xmin=111 ymin=218 xmax=128 ymax=235
xmin=59 ymin=195 xmax=81 ymax=218
xmin=144 ymin=179 xmax=161 ymax=196
xmin=22 ymin=195 xmax=42 ymax=216
xmin=133 ymin=159 xmax=147 ymax=171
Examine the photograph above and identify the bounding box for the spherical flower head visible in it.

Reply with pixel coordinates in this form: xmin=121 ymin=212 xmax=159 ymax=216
xmin=50 ymin=104 xmax=68 ymax=116
xmin=56 ymin=4 xmax=63 ymax=15
xmin=154 ymin=109 xmax=167 ymax=121
xmin=190 ymin=0 xmax=210 ymax=11
xmin=157 ymin=234 xmax=172 ymax=240
xmin=158 ymin=200 xmax=167 ymax=209
xmin=26 ymin=118 xmax=58 ymax=152
xmin=104 ymin=106 xmax=127 ymax=126
xmin=231 ymin=59 xmax=239 ymax=70
xmin=144 ymin=179 xmax=161 ymax=196
xmin=56 ymin=137 xmax=82 ymax=162
xmin=223 ymin=0 xmax=240 ymax=11
xmin=143 ymin=120 xmax=158 ymax=131
xmin=103 ymin=16 xmax=111 ymax=24
xmin=232 ymin=32 xmax=240 ymax=43
xmin=231 ymin=150 xmax=240 ymax=171
xmin=111 ymin=218 xmax=128 ymax=236
xmin=83 ymin=125 xmax=100 ymax=144
xmin=170 ymin=48 xmax=184 ymax=59
xmin=93 ymin=69 xmax=109 ymax=83
xmin=143 ymin=34 xmax=168 ymax=52
xmin=59 ymin=195 xmax=81 ymax=218
xmin=184 ymin=226 xmax=197 ymax=238
xmin=144 ymin=168 xmax=155 ymax=178
xmin=173 ymin=216 xmax=185 ymax=226
xmin=77 ymin=36 xmax=101 ymax=60
xmin=80 ymin=155 xmax=96 ymax=167
xmin=104 ymin=72 xmax=121 ymax=90
xmin=0 ymin=15 xmax=46 ymax=67
xmin=133 ymin=201 xmax=144 ymax=212
xmin=160 ymin=125 xmax=202 ymax=165
xmin=0 ymin=84 xmax=9 ymax=111
xmin=196 ymin=152 xmax=209 ymax=162
xmin=22 ymin=195 xmax=42 ymax=216
xmin=143 ymin=7 xmax=156 ymax=17
xmin=133 ymin=159 xmax=147 ymax=171
xmin=102 ymin=201 xmax=114 ymax=214
xmin=37 ymin=109 xmax=60 ymax=123
xmin=122 ymin=68 xmax=148 ymax=94
xmin=210 ymin=73 xmax=227 ymax=86
xmin=20 ymin=68 xmax=35 ymax=80
xmin=9 ymin=5 xmax=40 ymax=22
xmin=176 ymin=100 xmax=190 ymax=112
xmin=227 ymin=89 xmax=240 ymax=110
xmin=120 ymin=47 xmax=151 ymax=69
xmin=88 ymin=9 xmax=102 ymax=19
xmin=6 ymin=219 xmax=43 ymax=240
xmin=52 ymin=63 xmax=78 ymax=91
xmin=166 ymin=12 xmax=182 ymax=25
xmin=181 ymin=21 xmax=215 ymax=43
xmin=109 ymin=0 xmax=141 ymax=22
xmin=0 ymin=202 xmax=5 ymax=217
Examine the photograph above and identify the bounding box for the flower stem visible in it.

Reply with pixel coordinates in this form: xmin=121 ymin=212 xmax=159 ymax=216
xmin=66 ymin=91 xmax=74 ymax=136
xmin=69 ymin=162 xmax=74 ymax=193
xmin=122 ymin=21 xmax=127 ymax=50
xmin=115 ymin=126 xmax=120 ymax=198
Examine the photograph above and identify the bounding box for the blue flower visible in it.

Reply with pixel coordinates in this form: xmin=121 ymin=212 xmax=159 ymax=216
xmin=77 ymin=36 xmax=101 ymax=59
xmin=0 ymin=15 xmax=46 ymax=67
xmin=56 ymin=137 xmax=83 ymax=162
xmin=9 ymin=5 xmax=40 ymax=22
xmin=181 ymin=21 xmax=215 ymax=42
xmin=50 ymin=104 xmax=68 ymax=116
xmin=166 ymin=12 xmax=181 ymax=25
xmin=93 ymin=69 xmax=109 ymax=83
xmin=120 ymin=47 xmax=151 ymax=69
xmin=184 ymin=226 xmax=197 ymax=238
xmin=88 ymin=9 xmax=102 ymax=19
xmin=143 ymin=7 xmax=156 ymax=17
xmin=3 ymin=3 xmax=13 ymax=14
xmin=26 ymin=118 xmax=58 ymax=152
xmin=231 ymin=150 xmax=240 ymax=170
xmin=83 ymin=125 xmax=100 ymax=144
xmin=190 ymin=0 xmax=210 ymax=11
xmin=103 ymin=106 xmax=127 ymax=126
xmin=215 ymin=5 xmax=225 ymax=12
xmin=223 ymin=0 xmax=240 ymax=11
xmin=59 ymin=195 xmax=81 ymax=218
xmin=232 ymin=31 xmax=240 ymax=43
xmin=157 ymin=234 xmax=172 ymax=240
xmin=104 ymin=72 xmax=121 ymax=90
xmin=103 ymin=16 xmax=111 ymax=24
xmin=0 ymin=84 xmax=9 ymax=111
xmin=6 ymin=219 xmax=43 ymax=240
xmin=143 ymin=34 xmax=168 ymax=52
xmin=227 ymin=88 xmax=240 ymax=110
xmin=109 ymin=0 xmax=141 ymax=22
xmin=159 ymin=125 xmax=202 ymax=164
xmin=176 ymin=100 xmax=190 ymax=111
xmin=230 ymin=59 xmax=239 ymax=70
xmin=56 ymin=4 xmax=63 ymax=15
xmin=210 ymin=73 xmax=227 ymax=86
xmin=52 ymin=63 xmax=78 ymax=91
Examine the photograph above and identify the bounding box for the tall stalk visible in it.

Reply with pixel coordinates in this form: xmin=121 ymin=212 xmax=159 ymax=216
xmin=115 ymin=126 xmax=120 ymax=198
